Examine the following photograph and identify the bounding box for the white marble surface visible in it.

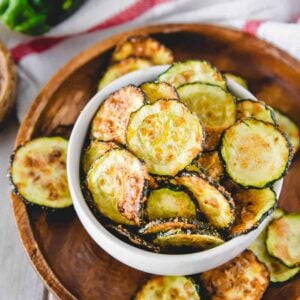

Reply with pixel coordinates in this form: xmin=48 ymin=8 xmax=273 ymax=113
xmin=0 ymin=116 xmax=48 ymax=299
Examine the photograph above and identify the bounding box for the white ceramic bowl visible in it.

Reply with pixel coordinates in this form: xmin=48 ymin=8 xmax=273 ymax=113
xmin=67 ymin=65 xmax=282 ymax=275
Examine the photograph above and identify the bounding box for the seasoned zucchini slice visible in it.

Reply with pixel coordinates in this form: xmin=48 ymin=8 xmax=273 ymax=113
xmin=196 ymin=151 xmax=224 ymax=181
xmin=223 ymin=72 xmax=248 ymax=89
xmin=140 ymin=81 xmax=179 ymax=103
xmin=236 ymin=99 xmax=276 ymax=124
xmin=145 ymin=188 xmax=197 ymax=220
xmin=273 ymin=109 xmax=300 ymax=154
xmin=10 ymin=137 xmax=72 ymax=209
xmin=266 ymin=214 xmax=300 ymax=267
xmin=248 ymin=209 xmax=300 ymax=283
xmin=134 ymin=276 xmax=201 ymax=300
xmin=200 ymin=250 xmax=269 ymax=300
xmin=126 ymin=99 xmax=204 ymax=175
xmin=158 ymin=60 xmax=226 ymax=89
xmin=177 ymin=83 xmax=236 ymax=151
xmin=82 ymin=140 xmax=118 ymax=174
xmin=86 ymin=149 xmax=148 ymax=225
xmin=230 ymin=188 xmax=277 ymax=236
xmin=106 ymin=224 xmax=159 ymax=252
xmin=98 ymin=57 xmax=152 ymax=90
xmin=176 ymin=173 xmax=235 ymax=229
xmin=91 ymin=85 xmax=145 ymax=144
xmin=220 ymin=118 xmax=292 ymax=188
xmin=153 ymin=228 xmax=224 ymax=250
xmin=112 ymin=35 xmax=174 ymax=65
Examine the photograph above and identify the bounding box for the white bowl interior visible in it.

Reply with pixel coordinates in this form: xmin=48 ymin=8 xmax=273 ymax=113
xmin=67 ymin=65 xmax=283 ymax=275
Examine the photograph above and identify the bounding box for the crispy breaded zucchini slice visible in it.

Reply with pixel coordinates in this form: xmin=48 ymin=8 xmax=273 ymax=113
xmin=220 ymin=118 xmax=292 ymax=188
xmin=196 ymin=151 xmax=224 ymax=181
xmin=139 ymin=218 xmax=202 ymax=235
xmin=112 ymin=35 xmax=174 ymax=65
xmin=153 ymin=228 xmax=224 ymax=251
xmin=106 ymin=224 xmax=159 ymax=252
xmin=273 ymin=109 xmax=300 ymax=154
xmin=158 ymin=60 xmax=226 ymax=89
xmin=145 ymin=187 xmax=197 ymax=220
xmin=91 ymin=85 xmax=145 ymax=144
xmin=98 ymin=57 xmax=152 ymax=90
xmin=266 ymin=214 xmax=300 ymax=267
xmin=200 ymin=250 xmax=269 ymax=300
xmin=86 ymin=149 xmax=148 ymax=225
xmin=236 ymin=99 xmax=276 ymax=124
xmin=140 ymin=81 xmax=179 ymax=103
xmin=248 ymin=209 xmax=300 ymax=282
xmin=223 ymin=72 xmax=248 ymax=89
xmin=230 ymin=188 xmax=277 ymax=236
xmin=82 ymin=140 xmax=118 ymax=173
xmin=176 ymin=172 xmax=235 ymax=229
xmin=177 ymin=83 xmax=236 ymax=151
xmin=126 ymin=99 xmax=204 ymax=175
xmin=10 ymin=137 xmax=72 ymax=209
xmin=134 ymin=276 xmax=201 ymax=300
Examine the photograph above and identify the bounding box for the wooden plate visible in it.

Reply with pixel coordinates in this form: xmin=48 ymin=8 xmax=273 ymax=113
xmin=11 ymin=24 xmax=300 ymax=299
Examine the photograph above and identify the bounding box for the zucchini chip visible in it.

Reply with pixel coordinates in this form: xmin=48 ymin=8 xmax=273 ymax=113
xmin=98 ymin=57 xmax=152 ymax=90
xmin=140 ymin=81 xmax=179 ymax=103
xmin=82 ymin=140 xmax=118 ymax=174
xmin=10 ymin=137 xmax=72 ymax=209
xmin=220 ymin=118 xmax=292 ymax=188
xmin=134 ymin=276 xmax=201 ymax=300
xmin=176 ymin=173 xmax=235 ymax=230
xmin=139 ymin=218 xmax=201 ymax=235
xmin=196 ymin=151 xmax=224 ymax=181
xmin=112 ymin=35 xmax=174 ymax=65
xmin=145 ymin=188 xmax=197 ymax=220
xmin=153 ymin=228 xmax=224 ymax=251
xmin=86 ymin=149 xmax=148 ymax=225
xmin=236 ymin=99 xmax=276 ymax=125
xmin=248 ymin=209 xmax=300 ymax=283
xmin=200 ymin=250 xmax=269 ymax=300
xmin=126 ymin=99 xmax=204 ymax=175
xmin=223 ymin=72 xmax=248 ymax=89
xmin=177 ymin=83 xmax=236 ymax=151
xmin=273 ymin=109 xmax=300 ymax=154
xmin=230 ymin=188 xmax=277 ymax=236
xmin=158 ymin=60 xmax=226 ymax=89
xmin=266 ymin=214 xmax=300 ymax=267
xmin=91 ymin=85 xmax=145 ymax=145
xmin=106 ymin=224 xmax=160 ymax=252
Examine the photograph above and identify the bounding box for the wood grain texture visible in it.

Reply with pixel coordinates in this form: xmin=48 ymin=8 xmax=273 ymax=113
xmin=10 ymin=24 xmax=300 ymax=299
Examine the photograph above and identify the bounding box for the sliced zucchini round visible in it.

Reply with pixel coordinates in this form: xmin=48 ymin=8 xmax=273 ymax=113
xmin=153 ymin=228 xmax=224 ymax=251
xmin=220 ymin=118 xmax=292 ymax=188
xmin=112 ymin=35 xmax=174 ymax=65
xmin=177 ymin=83 xmax=236 ymax=151
xmin=145 ymin=188 xmax=197 ymax=220
xmin=230 ymin=188 xmax=277 ymax=236
xmin=223 ymin=72 xmax=248 ymax=89
xmin=134 ymin=276 xmax=201 ymax=300
xmin=140 ymin=81 xmax=179 ymax=103
xmin=98 ymin=57 xmax=152 ymax=90
xmin=266 ymin=214 xmax=300 ymax=267
xmin=176 ymin=173 xmax=235 ymax=230
xmin=273 ymin=109 xmax=300 ymax=154
xmin=82 ymin=140 xmax=118 ymax=174
xmin=158 ymin=60 xmax=226 ymax=89
xmin=248 ymin=209 xmax=300 ymax=283
xmin=236 ymin=99 xmax=276 ymax=124
xmin=126 ymin=99 xmax=204 ymax=175
xmin=91 ymin=85 xmax=145 ymax=145
xmin=200 ymin=250 xmax=269 ymax=300
xmin=10 ymin=137 xmax=72 ymax=209
xmin=86 ymin=149 xmax=148 ymax=225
